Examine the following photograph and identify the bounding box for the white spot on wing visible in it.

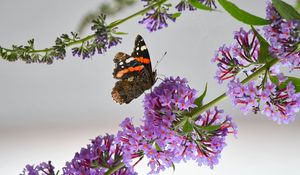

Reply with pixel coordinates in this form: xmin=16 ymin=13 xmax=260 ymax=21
xmin=136 ymin=47 xmax=139 ymax=51
xmin=119 ymin=62 xmax=124 ymax=65
xmin=125 ymin=57 xmax=135 ymax=63
xmin=128 ymin=76 xmax=134 ymax=82
xmin=141 ymin=45 xmax=147 ymax=51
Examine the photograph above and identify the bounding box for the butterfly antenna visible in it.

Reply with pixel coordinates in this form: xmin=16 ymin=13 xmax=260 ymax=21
xmin=158 ymin=77 xmax=165 ymax=82
xmin=154 ymin=51 xmax=167 ymax=70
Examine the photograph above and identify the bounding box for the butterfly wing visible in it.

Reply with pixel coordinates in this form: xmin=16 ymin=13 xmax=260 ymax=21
xmin=111 ymin=35 xmax=156 ymax=104
xmin=113 ymin=52 xmax=131 ymax=63
xmin=131 ymin=35 xmax=156 ymax=84
xmin=113 ymin=52 xmax=144 ymax=80
xmin=131 ymin=35 xmax=153 ymax=73
xmin=111 ymin=75 xmax=150 ymax=104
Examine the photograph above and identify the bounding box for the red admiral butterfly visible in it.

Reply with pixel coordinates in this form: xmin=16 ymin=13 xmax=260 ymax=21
xmin=111 ymin=35 xmax=157 ymax=104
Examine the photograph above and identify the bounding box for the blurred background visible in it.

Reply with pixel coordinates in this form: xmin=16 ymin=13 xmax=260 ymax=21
xmin=0 ymin=0 xmax=299 ymax=174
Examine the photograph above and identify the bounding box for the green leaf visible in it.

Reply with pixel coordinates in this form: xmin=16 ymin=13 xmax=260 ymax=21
xmin=182 ymin=119 xmax=193 ymax=133
xmin=172 ymin=12 xmax=181 ymax=18
xmin=7 ymin=53 xmax=18 ymax=61
xmin=287 ymin=77 xmax=300 ymax=92
xmin=164 ymin=3 xmax=172 ymax=8
xmin=218 ymin=0 xmax=271 ymax=25
xmin=91 ymin=159 xmax=100 ymax=168
xmin=194 ymin=83 xmax=208 ymax=107
xmin=108 ymin=19 xmax=123 ymax=28
xmin=294 ymin=43 xmax=300 ymax=53
xmin=27 ymin=39 xmax=35 ymax=48
xmin=171 ymin=162 xmax=176 ymax=173
xmin=269 ymin=75 xmax=279 ymax=83
xmin=251 ymin=26 xmax=272 ymax=63
xmin=188 ymin=0 xmax=213 ymax=11
xmin=154 ymin=142 xmax=162 ymax=151
xmin=296 ymin=1 xmax=300 ymax=12
xmin=272 ymin=0 xmax=300 ymax=20
xmin=190 ymin=84 xmax=208 ymax=116
xmin=112 ymin=31 xmax=128 ymax=35
xmin=196 ymin=124 xmax=221 ymax=132
xmin=270 ymin=76 xmax=300 ymax=92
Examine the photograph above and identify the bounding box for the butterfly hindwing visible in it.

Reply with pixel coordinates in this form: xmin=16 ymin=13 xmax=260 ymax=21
xmin=113 ymin=52 xmax=131 ymax=63
xmin=111 ymin=73 xmax=151 ymax=104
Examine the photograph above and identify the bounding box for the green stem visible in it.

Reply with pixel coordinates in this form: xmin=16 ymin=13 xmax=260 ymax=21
xmin=191 ymin=58 xmax=279 ymax=120
xmin=0 ymin=0 xmax=167 ymax=54
xmin=104 ymin=162 xmax=125 ymax=175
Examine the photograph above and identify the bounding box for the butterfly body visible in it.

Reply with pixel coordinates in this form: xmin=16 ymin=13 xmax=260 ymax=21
xmin=111 ymin=35 xmax=156 ymax=104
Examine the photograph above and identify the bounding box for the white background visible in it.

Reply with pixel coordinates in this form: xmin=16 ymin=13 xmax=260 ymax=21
xmin=0 ymin=0 xmax=299 ymax=174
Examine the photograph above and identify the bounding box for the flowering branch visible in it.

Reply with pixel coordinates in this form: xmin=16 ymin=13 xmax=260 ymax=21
xmin=0 ymin=0 xmax=167 ymax=64
xmin=191 ymin=58 xmax=279 ymax=120
xmin=77 ymin=0 xmax=138 ymax=34
xmin=11 ymin=0 xmax=300 ymax=174
xmin=0 ymin=0 xmax=271 ymax=64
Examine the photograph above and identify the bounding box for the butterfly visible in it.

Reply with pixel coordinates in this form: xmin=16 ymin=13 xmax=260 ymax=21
xmin=111 ymin=35 xmax=157 ymax=104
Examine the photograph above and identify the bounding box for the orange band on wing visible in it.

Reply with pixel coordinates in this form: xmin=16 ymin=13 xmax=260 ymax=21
xmin=116 ymin=65 xmax=144 ymax=78
xmin=135 ymin=57 xmax=150 ymax=64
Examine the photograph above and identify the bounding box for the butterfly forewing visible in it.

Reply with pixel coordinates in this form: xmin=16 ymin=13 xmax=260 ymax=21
xmin=131 ymin=35 xmax=153 ymax=74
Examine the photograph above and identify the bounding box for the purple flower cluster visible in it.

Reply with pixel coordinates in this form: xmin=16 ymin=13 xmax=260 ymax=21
xmin=21 ymin=161 xmax=55 ymax=175
xmin=212 ymin=28 xmax=261 ymax=84
xmin=263 ymin=2 xmax=300 ymax=70
xmin=72 ymin=15 xmax=122 ymax=59
xmin=117 ymin=77 xmax=237 ymax=174
xmin=175 ymin=0 xmax=216 ymax=11
xmin=200 ymin=0 xmax=217 ymax=9
xmin=140 ymin=0 xmax=218 ymax=31
xmin=212 ymin=1 xmax=300 ymax=124
xmin=21 ymin=77 xmax=237 ymax=174
xmin=175 ymin=0 xmax=196 ymax=11
xmin=139 ymin=1 xmax=176 ymax=32
xmin=63 ymin=134 xmax=136 ymax=175
xmin=228 ymin=75 xmax=300 ymax=124
xmin=186 ymin=107 xmax=237 ymax=168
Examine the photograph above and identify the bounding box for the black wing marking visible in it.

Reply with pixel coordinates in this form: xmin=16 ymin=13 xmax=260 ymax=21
xmin=131 ymin=35 xmax=150 ymax=59
xmin=131 ymin=35 xmax=153 ymax=77
xmin=113 ymin=52 xmax=145 ymax=80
